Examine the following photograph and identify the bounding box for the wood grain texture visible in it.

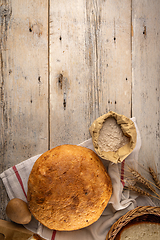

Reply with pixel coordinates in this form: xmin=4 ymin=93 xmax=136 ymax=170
xmin=49 ymin=0 xmax=132 ymax=148
xmin=132 ymin=0 xmax=160 ymax=205
xmin=0 ymin=0 xmax=48 ymax=217
xmin=132 ymin=0 xmax=160 ymax=170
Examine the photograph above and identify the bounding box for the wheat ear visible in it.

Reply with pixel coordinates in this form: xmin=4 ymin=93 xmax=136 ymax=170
xmin=126 ymin=185 xmax=160 ymax=201
xmin=149 ymin=167 xmax=160 ymax=189
xmin=126 ymin=185 xmax=151 ymax=197
xmin=128 ymin=167 xmax=156 ymax=192
xmin=128 ymin=167 xmax=160 ymax=200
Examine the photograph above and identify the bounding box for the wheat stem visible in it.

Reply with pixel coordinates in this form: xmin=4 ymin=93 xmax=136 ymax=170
xmin=128 ymin=167 xmax=155 ymax=191
xmin=126 ymin=185 xmax=151 ymax=196
xmin=126 ymin=167 xmax=160 ymax=200
xmin=122 ymin=170 xmax=160 ymax=191
xmin=149 ymin=167 xmax=160 ymax=189
xmin=126 ymin=185 xmax=160 ymax=201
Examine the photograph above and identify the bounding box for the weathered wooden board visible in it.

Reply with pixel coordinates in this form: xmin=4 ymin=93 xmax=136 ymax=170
xmin=49 ymin=0 xmax=132 ymax=148
xmin=0 ymin=0 xmax=48 ymax=218
xmin=132 ymin=1 xmax=160 ymax=171
xmin=132 ymin=0 xmax=160 ymax=205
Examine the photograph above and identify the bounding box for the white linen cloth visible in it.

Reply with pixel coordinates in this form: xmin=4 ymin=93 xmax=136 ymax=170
xmin=0 ymin=117 xmax=155 ymax=240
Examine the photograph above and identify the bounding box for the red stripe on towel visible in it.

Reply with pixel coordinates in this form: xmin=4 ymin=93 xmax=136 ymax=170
xmin=121 ymin=160 xmax=125 ymax=187
xmin=12 ymin=165 xmax=27 ymax=199
xmin=51 ymin=230 xmax=56 ymax=240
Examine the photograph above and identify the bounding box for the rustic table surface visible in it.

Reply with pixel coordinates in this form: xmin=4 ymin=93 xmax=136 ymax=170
xmin=0 ymin=0 xmax=160 ymax=220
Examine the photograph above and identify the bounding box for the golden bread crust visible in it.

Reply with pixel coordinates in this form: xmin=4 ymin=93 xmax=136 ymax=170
xmin=27 ymin=145 xmax=112 ymax=230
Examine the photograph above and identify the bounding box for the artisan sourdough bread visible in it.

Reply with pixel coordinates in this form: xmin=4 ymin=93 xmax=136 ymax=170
xmin=27 ymin=145 xmax=112 ymax=231
xmin=115 ymin=221 xmax=160 ymax=240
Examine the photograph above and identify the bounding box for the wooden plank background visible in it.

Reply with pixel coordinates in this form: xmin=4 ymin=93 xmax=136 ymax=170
xmin=132 ymin=0 xmax=160 ymax=183
xmin=49 ymin=0 xmax=132 ymax=147
xmin=0 ymin=0 xmax=49 ymax=218
xmin=0 ymin=0 xmax=160 ymax=219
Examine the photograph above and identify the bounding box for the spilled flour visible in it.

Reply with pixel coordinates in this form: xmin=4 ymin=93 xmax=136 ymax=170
xmin=98 ymin=117 xmax=130 ymax=152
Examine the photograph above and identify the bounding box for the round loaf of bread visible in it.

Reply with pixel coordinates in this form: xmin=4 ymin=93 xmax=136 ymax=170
xmin=27 ymin=145 xmax=112 ymax=231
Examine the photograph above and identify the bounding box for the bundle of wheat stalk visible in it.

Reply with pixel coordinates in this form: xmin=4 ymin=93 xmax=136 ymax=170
xmin=124 ymin=164 xmax=160 ymax=202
